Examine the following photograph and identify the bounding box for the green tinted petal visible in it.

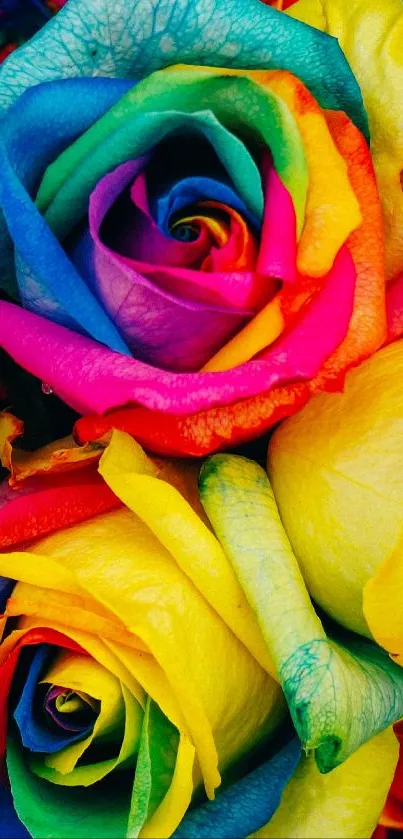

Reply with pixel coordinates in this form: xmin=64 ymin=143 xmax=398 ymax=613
xmin=199 ymin=455 xmax=403 ymax=772
xmin=37 ymin=108 xmax=264 ymax=240
xmin=6 ymin=730 xmax=132 ymax=839
xmin=36 ymin=71 xmax=308 ymax=237
xmin=127 ymin=699 xmax=179 ymax=838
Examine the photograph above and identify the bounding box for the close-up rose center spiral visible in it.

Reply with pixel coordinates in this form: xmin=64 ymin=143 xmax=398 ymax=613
xmin=83 ymin=131 xmax=265 ymax=372
xmin=0 ymin=57 xmax=387 ymax=457
xmin=9 ymin=641 xmax=144 ymax=786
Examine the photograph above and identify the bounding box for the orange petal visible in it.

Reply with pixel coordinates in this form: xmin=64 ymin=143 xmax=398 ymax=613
xmin=0 ymin=472 xmax=121 ymax=548
xmin=310 ymin=110 xmax=386 ymax=391
xmin=75 ymin=383 xmax=311 ymax=457
xmin=0 ymin=412 xmax=24 ymax=473
xmin=0 ymin=411 xmax=106 ymax=487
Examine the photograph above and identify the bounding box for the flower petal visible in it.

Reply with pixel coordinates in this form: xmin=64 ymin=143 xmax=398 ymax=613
xmin=287 ymin=0 xmax=403 ymax=281
xmin=251 ymin=728 xmax=398 ymax=839
xmin=0 ymin=77 xmax=133 ymax=325
xmin=0 ymin=411 xmax=104 ymax=487
xmin=268 ymin=340 xmax=403 ymax=637
xmin=13 ymin=646 xmax=95 ymax=754
xmin=199 ymin=453 xmax=403 ymax=770
xmin=98 ymin=431 xmax=274 ymax=676
xmin=172 ymin=738 xmax=301 ymax=839
xmin=0 ymin=0 xmax=367 ymax=138
xmin=0 ymin=473 xmax=121 ymax=549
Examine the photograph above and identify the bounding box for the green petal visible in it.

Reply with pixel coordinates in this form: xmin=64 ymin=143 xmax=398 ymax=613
xmin=127 ymin=699 xmax=179 ymax=838
xmin=6 ymin=729 xmax=132 ymax=839
xmin=199 ymin=454 xmax=403 ymax=771
xmin=36 ymin=70 xmax=308 ymax=238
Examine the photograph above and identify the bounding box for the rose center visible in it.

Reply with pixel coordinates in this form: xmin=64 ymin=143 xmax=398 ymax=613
xmin=44 ymin=684 xmax=100 ymax=733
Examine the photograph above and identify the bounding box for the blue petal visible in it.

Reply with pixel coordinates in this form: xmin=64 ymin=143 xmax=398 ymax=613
xmin=0 ymin=577 xmax=15 ymax=612
xmin=155 ymin=177 xmax=261 ymax=236
xmin=173 ymin=737 xmax=301 ymax=839
xmin=0 ymin=784 xmax=31 ymax=839
xmin=0 ymin=77 xmax=133 ymax=351
xmin=13 ymin=644 xmax=93 ymax=754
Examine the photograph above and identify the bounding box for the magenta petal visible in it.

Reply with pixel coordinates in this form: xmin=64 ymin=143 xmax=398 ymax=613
xmin=258 ymin=162 xmax=297 ymax=284
xmin=259 ymin=245 xmax=355 ymax=360
xmin=123 ymin=260 xmax=263 ymax=311
xmin=386 ymin=272 xmax=403 ymax=342
xmin=92 ymin=244 xmax=249 ymax=370
xmin=0 ymin=248 xmax=355 ymax=416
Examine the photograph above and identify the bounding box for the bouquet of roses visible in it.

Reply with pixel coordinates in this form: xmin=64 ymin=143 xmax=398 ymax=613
xmin=1 ymin=0 xmax=403 ymax=836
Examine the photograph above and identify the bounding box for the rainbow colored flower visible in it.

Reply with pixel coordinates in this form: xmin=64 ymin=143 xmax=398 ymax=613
xmin=1 ymin=0 xmax=403 ymax=836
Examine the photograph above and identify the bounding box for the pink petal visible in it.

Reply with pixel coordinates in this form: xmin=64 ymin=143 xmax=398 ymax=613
xmin=0 ymin=246 xmax=355 ymax=416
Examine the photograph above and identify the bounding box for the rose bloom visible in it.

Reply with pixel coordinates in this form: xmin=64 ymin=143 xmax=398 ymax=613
xmin=0 ymin=0 xmax=390 ymax=456
xmin=1 ymin=421 xmax=403 ymax=838
xmin=0 ymin=429 xmax=285 ymax=838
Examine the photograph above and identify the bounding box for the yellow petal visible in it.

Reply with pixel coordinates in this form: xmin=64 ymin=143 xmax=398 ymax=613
xmin=287 ymin=0 xmax=403 ymax=280
xmin=0 ymin=412 xmax=23 ymax=474
xmin=99 ymin=431 xmax=275 ymax=677
xmin=364 ymin=531 xmax=403 ymax=663
xmin=139 ymin=735 xmax=195 ymax=839
xmin=264 ymin=70 xmax=361 ymax=276
xmin=251 ymin=727 xmax=399 ymax=839
xmin=1 ymin=432 xmax=283 ymax=802
xmin=13 ymin=618 xmax=146 ymax=708
xmin=268 ymin=340 xmax=403 ymax=637
xmin=0 ymin=411 xmax=104 ymax=486
xmin=202 ymin=297 xmax=284 ymax=372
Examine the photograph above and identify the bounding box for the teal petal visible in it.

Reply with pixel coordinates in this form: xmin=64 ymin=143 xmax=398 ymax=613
xmin=0 ymin=0 xmax=368 ymax=137
xmin=37 ymin=105 xmax=264 ymax=242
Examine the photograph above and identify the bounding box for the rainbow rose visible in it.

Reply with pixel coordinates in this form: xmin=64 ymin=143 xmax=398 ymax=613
xmin=1 ymin=424 xmax=403 ymax=837
xmin=0 ymin=429 xmax=286 ymax=837
xmin=0 ymin=0 xmax=388 ymax=456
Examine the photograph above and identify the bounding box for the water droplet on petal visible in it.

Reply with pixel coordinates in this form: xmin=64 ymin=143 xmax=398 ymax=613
xmin=41 ymin=382 xmax=53 ymax=395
